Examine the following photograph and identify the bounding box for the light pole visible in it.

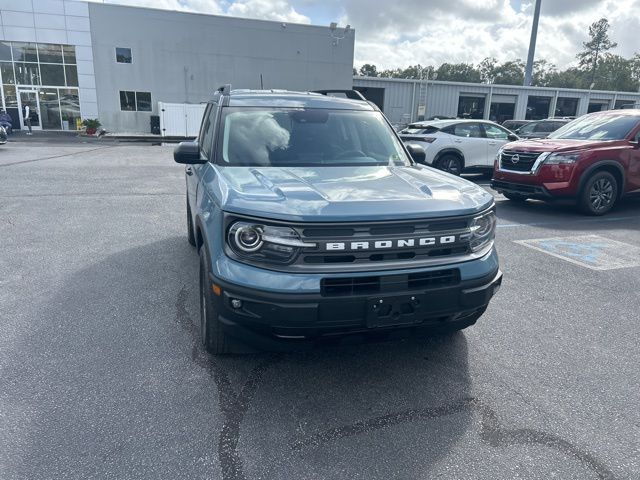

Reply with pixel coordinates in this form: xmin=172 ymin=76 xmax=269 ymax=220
xmin=421 ymin=68 xmax=437 ymax=120
xmin=523 ymin=0 xmax=542 ymax=86
xmin=586 ymin=82 xmax=595 ymax=114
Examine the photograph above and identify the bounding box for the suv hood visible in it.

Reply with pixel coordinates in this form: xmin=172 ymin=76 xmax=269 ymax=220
xmin=205 ymin=165 xmax=493 ymax=222
xmin=505 ymin=138 xmax=618 ymax=153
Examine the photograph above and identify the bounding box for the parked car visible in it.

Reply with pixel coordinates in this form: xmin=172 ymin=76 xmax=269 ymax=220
xmin=502 ymin=119 xmax=532 ymax=131
xmin=399 ymin=119 xmax=519 ymax=175
xmin=492 ymin=110 xmax=640 ymax=215
xmin=515 ymin=118 xmax=571 ymax=139
xmin=175 ymin=87 xmax=502 ymax=353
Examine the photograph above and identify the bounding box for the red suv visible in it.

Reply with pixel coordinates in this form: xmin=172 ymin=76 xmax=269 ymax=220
xmin=492 ymin=110 xmax=640 ymax=215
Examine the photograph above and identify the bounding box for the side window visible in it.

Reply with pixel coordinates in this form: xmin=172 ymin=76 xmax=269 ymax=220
xmin=483 ymin=124 xmax=509 ymax=140
xmin=518 ymin=122 xmax=536 ymax=134
xmin=534 ymin=121 xmax=555 ymax=133
xmin=199 ymin=104 xmax=217 ymax=159
xmin=453 ymin=123 xmax=482 ymax=138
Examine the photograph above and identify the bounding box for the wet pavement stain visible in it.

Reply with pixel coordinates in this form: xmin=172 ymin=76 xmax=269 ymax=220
xmin=176 ymin=284 xmax=617 ymax=480
xmin=175 ymin=283 xmax=281 ymax=480
xmin=293 ymin=397 xmax=617 ymax=480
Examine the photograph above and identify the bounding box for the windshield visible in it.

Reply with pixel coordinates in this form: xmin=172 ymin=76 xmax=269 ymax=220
xmin=216 ymin=107 xmax=411 ymax=167
xmin=549 ymin=114 xmax=640 ymax=140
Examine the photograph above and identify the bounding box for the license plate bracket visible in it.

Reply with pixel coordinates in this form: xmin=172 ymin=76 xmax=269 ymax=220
xmin=366 ymin=295 xmax=422 ymax=328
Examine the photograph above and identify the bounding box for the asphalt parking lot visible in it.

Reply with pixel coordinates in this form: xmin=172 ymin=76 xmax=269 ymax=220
xmin=1 ymin=138 xmax=639 ymax=480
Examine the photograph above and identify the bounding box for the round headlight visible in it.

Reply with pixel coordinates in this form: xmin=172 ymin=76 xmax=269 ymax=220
xmin=234 ymin=225 xmax=263 ymax=252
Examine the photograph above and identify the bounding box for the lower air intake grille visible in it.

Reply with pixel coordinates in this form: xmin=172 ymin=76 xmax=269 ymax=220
xmin=320 ymin=269 xmax=460 ymax=297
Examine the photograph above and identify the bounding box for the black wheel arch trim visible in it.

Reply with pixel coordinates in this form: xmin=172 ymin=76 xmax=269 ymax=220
xmin=193 ymin=214 xmax=210 ymax=254
xmin=434 ymin=148 xmax=465 ymax=168
xmin=578 ymin=161 xmax=625 ymax=198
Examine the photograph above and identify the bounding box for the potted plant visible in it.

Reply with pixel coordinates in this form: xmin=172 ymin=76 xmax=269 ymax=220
xmin=82 ymin=119 xmax=101 ymax=135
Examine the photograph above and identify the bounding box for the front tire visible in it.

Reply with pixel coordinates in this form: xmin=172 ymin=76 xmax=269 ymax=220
xmin=199 ymin=248 xmax=231 ymax=354
xmin=436 ymin=154 xmax=463 ymax=176
xmin=579 ymin=171 xmax=618 ymax=215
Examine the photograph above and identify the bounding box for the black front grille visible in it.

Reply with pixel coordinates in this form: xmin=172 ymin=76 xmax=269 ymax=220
xmin=296 ymin=218 xmax=472 ymax=270
xmin=320 ymin=269 xmax=460 ymax=297
xmin=500 ymin=151 xmax=541 ymax=172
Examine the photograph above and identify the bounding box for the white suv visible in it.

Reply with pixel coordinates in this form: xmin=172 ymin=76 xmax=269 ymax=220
xmin=399 ymin=119 xmax=518 ymax=175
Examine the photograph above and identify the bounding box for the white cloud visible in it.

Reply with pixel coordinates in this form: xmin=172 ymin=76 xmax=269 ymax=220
xmin=90 ymin=0 xmax=308 ymax=23
xmin=340 ymin=0 xmax=640 ymax=70
xmin=227 ymin=0 xmax=310 ymax=23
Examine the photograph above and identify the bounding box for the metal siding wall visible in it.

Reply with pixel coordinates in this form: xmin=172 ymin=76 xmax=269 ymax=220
xmin=354 ymin=77 xmax=640 ymax=122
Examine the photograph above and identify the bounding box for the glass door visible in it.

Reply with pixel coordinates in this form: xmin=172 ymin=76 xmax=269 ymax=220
xmin=18 ymin=89 xmax=41 ymax=131
xmin=39 ymin=88 xmax=62 ymax=130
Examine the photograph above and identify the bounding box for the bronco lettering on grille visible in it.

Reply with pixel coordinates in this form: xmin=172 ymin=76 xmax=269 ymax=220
xmin=324 ymin=235 xmax=457 ymax=251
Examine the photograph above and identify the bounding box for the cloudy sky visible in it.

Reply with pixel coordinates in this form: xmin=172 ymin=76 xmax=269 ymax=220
xmin=89 ymin=0 xmax=640 ymax=70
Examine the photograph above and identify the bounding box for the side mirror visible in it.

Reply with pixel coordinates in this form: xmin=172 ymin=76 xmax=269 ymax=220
xmin=174 ymin=141 xmax=206 ymax=164
xmin=507 ymin=134 xmax=519 ymax=141
xmin=406 ymin=143 xmax=427 ymax=164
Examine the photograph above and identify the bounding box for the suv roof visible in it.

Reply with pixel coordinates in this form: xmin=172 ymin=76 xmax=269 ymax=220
xmin=215 ymin=86 xmax=376 ymax=111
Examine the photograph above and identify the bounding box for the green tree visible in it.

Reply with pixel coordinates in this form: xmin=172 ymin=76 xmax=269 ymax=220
xmin=629 ymin=53 xmax=640 ymax=84
xmin=596 ymin=54 xmax=637 ymax=92
xmin=435 ymin=63 xmax=481 ymax=82
xmin=546 ymin=67 xmax=588 ymax=89
xmin=577 ymin=18 xmax=618 ymax=86
xmin=531 ymin=59 xmax=557 ymax=86
xmin=478 ymin=57 xmax=499 ymax=83
xmin=358 ymin=63 xmax=379 ymax=77
xmin=493 ymin=60 xmax=525 ymax=85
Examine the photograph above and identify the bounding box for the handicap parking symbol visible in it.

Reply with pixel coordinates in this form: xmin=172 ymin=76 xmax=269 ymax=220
xmin=515 ymin=235 xmax=640 ymax=270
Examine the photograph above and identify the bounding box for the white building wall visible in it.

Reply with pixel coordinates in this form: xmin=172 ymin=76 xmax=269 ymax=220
xmin=0 ymin=0 xmax=98 ymax=119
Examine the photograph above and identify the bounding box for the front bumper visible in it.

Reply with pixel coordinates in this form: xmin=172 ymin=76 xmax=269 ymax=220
xmin=211 ymin=266 xmax=502 ymax=347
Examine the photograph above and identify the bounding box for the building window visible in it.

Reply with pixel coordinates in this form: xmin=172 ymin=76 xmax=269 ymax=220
xmin=65 ymin=65 xmax=78 ymax=87
xmin=37 ymin=44 xmax=63 ymax=64
xmin=555 ymin=97 xmax=578 ymax=117
xmin=120 ymin=91 xmax=136 ymax=111
xmin=40 ymin=64 xmax=65 ymax=86
xmin=525 ymin=96 xmax=552 ymax=120
xmin=116 ymin=47 xmax=132 ymax=64
xmin=457 ymin=95 xmax=486 ymax=119
xmin=136 ymin=91 xmax=152 ymax=111
xmin=120 ymin=91 xmax=151 ymax=112
xmin=615 ymin=99 xmax=636 ymax=109
xmin=588 ymin=101 xmax=609 ymax=113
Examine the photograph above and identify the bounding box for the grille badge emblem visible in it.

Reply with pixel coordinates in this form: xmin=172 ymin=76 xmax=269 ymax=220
xmin=511 ymin=154 xmax=520 ymax=164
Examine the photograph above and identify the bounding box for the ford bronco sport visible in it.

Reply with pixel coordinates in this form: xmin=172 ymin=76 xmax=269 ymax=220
xmin=492 ymin=110 xmax=640 ymax=215
xmin=175 ymin=86 xmax=502 ymax=354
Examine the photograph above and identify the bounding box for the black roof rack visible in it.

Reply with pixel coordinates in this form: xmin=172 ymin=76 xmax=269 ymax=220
xmin=313 ymin=89 xmax=367 ymax=101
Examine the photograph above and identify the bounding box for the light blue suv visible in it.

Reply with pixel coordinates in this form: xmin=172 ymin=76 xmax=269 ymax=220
xmin=174 ymin=86 xmax=502 ymax=354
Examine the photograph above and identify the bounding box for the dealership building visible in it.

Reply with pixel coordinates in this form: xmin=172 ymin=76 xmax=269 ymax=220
xmin=0 ymin=0 xmax=354 ymax=133
xmin=353 ymin=76 xmax=640 ymax=126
